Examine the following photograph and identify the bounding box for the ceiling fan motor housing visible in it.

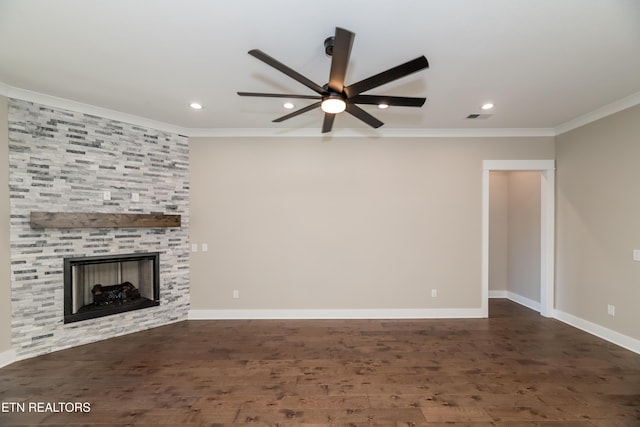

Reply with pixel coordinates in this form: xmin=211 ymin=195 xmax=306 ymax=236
xmin=324 ymin=36 xmax=335 ymax=56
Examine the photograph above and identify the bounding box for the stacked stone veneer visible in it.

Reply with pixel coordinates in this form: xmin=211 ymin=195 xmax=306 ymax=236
xmin=8 ymin=99 xmax=190 ymax=360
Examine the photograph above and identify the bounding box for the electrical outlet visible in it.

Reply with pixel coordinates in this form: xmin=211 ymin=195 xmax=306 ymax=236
xmin=103 ymin=190 xmax=111 ymax=201
xmin=633 ymin=249 xmax=640 ymax=261
xmin=431 ymin=289 xmax=437 ymax=297
xmin=131 ymin=192 xmax=139 ymax=202
xmin=202 ymin=243 xmax=208 ymax=252
xmin=233 ymin=289 xmax=239 ymax=299
xmin=191 ymin=244 xmax=198 ymax=253
xmin=607 ymin=304 xmax=615 ymax=316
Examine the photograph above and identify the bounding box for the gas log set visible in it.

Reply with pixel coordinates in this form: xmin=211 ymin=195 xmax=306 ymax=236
xmin=91 ymin=282 xmax=141 ymax=307
xmin=64 ymin=252 xmax=160 ymax=323
xmin=75 ymin=281 xmax=142 ymax=314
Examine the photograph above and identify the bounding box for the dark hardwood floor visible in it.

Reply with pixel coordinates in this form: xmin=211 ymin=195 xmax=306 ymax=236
xmin=0 ymin=299 xmax=638 ymax=426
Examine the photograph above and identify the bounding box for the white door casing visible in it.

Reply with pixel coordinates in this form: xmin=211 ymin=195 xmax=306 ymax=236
xmin=482 ymin=160 xmax=555 ymax=317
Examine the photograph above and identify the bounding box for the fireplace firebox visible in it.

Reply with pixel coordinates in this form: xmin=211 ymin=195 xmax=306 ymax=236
xmin=64 ymin=252 xmax=160 ymax=324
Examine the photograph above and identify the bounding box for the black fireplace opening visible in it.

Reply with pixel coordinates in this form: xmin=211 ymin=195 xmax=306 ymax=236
xmin=64 ymin=252 xmax=160 ymax=324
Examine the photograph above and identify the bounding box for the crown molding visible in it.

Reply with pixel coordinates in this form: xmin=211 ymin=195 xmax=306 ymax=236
xmin=185 ymin=127 xmax=556 ymax=138
xmin=3 ymin=81 xmax=638 ymax=139
xmin=0 ymin=82 xmax=554 ymax=138
xmin=554 ymin=91 xmax=640 ymax=135
xmin=1 ymin=84 xmax=186 ymax=135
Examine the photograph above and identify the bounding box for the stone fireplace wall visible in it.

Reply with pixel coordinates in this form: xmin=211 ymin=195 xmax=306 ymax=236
xmin=8 ymin=99 xmax=189 ymax=360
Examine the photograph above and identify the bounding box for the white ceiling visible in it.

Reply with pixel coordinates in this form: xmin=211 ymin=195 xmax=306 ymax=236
xmin=1 ymin=0 xmax=640 ymax=136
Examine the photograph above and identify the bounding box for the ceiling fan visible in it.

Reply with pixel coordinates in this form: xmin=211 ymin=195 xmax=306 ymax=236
xmin=238 ymin=27 xmax=429 ymax=133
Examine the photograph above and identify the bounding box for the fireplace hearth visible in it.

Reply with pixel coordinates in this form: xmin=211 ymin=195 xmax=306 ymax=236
xmin=64 ymin=252 xmax=160 ymax=323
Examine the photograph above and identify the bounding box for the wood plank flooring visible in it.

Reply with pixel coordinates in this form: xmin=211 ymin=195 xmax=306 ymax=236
xmin=0 ymin=299 xmax=638 ymax=426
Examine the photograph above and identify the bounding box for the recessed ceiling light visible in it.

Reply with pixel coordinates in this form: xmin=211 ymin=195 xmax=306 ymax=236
xmin=190 ymin=102 xmax=203 ymax=110
xmin=378 ymin=103 xmax=389 ymax=109
xmin=481 ymin=103 xmax=494 ymax=110
xmin=283 ymin=102 xmax=295 ymax=109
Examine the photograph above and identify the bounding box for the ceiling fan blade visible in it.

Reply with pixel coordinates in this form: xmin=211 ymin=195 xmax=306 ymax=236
xmin=321 ymin=113 xmax=336 ymax=133
xmin=350 ymin=94 xmax=426 ymax=107
xmin=343 ymin=56 xmax=429 ymax=98
xmin=237 ymin=92 xmax=321 ymax=100
xmin=328 ymin=27 xmax=355 ymax=93
xmin=345 ymin=103 xmax=384 ymax=129
xmin=248 ymin=49 xmax=327 ymax=95
xmin=272 ymin=101 xmax=322 ymax=122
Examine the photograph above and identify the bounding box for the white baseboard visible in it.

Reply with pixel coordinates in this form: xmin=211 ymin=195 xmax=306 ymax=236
xmin=554 ymin=309 xmax=640 ymax=355
xmin=0 ymin=348 xmax=16 ymax=368
xmin=495 ymin=293 xmax=639 ymax=355
xmin=506 ymin=291 xmax=541 ymax=312
xmin=189 ymin=307 xmax=485 ymax=320
xmin=490 ymin=290 xmax=541 ymax=312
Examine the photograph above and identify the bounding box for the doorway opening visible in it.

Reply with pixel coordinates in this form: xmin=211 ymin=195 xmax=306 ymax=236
xmin=481 ymin=160 xmax=555 ymax=317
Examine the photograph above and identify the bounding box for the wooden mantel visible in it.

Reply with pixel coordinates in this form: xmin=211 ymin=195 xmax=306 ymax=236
xmin=30 ymin=212 xmax=181 ymax=229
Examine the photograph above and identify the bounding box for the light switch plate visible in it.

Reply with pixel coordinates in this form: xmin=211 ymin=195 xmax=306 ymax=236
xmin=633 ymin=249 xmax=640 ymax=261
xmin=103 ymin=190 xmax=111 ymax=201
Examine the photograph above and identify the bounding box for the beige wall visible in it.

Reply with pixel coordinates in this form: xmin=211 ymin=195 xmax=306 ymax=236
xmin=556 ymin=104 xmax=640 ymax=340
xmin=489 ymin=171 xmax=509 ymax=292
xmin=489 ymin=171 xmax=541 ymax=302
xmin=190 ymin=136 xmax=553 ymax=311
xmin=506 ymin=171 xmax=541 ymax=302
xmin=0 ymin=96 xmax=11 ymax=354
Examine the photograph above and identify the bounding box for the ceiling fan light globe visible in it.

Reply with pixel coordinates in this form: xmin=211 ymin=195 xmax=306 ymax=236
xmin=321 ymin=98 xmax=346 ymax=114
